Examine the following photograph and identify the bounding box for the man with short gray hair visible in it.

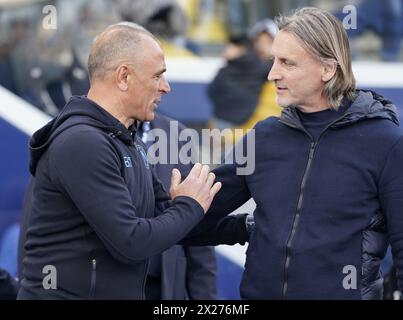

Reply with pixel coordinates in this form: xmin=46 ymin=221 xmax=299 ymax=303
xmin=17 ymin=23 xmax=236 ymax=299
xmin=191 ymin=7 xmax=403 ymax=299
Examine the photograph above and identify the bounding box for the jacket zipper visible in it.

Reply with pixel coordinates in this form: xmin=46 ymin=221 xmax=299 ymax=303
xmin=279 ymin=114 xmax=349 ymax=299
xmin=282 ymin=141 xmax=317 ymax=298
xmin=140 ymin=260 xmax=149 ymax=300
xmin=89 ymin=259 xmax=97 ymax=299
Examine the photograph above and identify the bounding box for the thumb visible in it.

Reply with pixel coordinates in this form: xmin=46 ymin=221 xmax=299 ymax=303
xmin=170 ymin=168 xmax=181 ymax=190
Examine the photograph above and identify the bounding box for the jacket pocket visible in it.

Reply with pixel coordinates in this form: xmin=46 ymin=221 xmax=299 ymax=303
xmin=89 ymin=259 xmax=97 ymax=300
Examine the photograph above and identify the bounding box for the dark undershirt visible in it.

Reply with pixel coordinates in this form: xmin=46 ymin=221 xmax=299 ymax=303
xmin=296 ymin=99 xmax=351 ymax=141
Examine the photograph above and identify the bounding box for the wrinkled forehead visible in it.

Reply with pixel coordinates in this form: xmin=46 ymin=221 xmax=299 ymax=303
xmin=140 ymin=36 xmax=167 ymax=70
xmin=140 ymin=34 xmax=163 ymax=55
xmin=271 ymin=30 xmax=311 ymax=60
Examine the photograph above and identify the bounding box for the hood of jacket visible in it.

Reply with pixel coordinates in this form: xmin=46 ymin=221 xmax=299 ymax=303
xmin=279 ymin=89 xmax=399 ymax=130
xmin=29 ymin=96 xmax=136 ymax=176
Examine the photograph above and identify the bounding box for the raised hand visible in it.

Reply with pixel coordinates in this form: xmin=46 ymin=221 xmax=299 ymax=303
xmin=170 ymin=163 xmax=222 ymax=213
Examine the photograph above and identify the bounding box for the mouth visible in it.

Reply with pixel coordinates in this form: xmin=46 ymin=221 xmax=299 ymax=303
xmin=153 ymin=99 xmax=161 ymax=109
xmin=275 ymin=86 xmax=288 ymax=94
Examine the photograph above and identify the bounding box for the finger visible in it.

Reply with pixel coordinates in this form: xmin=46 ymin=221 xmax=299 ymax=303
xmin=205 ymin=172 xmax=216 ymax=189
xmin=209 ymin=181 xmax=222 ymax=197
xmin=188 ymin=163 xmax=202 ymax=179
xmin=199 ymin=164 xmax=210 ymax=181
xmin=170 ymin=168 xmax=181 ymax=189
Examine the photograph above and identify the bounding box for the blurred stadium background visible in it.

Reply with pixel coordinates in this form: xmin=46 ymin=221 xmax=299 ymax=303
xmin=0 ymin=0 xmax=402 ymax=299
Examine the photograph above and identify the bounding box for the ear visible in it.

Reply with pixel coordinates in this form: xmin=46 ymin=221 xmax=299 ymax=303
xmin=321 ymin=60 xmax=337 ymax=82
xmin=115 ymin=64 xmax=130 ymax=91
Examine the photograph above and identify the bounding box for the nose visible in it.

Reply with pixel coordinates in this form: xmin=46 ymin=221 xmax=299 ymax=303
xmin=160 ymin=75 xmax=171 ymax=94
xmin=267 ymin=60 xmax=281 ymax=82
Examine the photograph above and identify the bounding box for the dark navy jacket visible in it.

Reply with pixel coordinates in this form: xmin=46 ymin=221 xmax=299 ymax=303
xmin=17 ymin=96 xmax=206 ymax=299
xmin=193 ymin=90 xmax=403 ymax=299
xmin=140 ymin=114 xmax=217 ymax=300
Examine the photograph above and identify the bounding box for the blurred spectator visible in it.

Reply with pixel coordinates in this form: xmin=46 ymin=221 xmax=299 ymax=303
xmin=208 ymin=34 xmax=269 ymax=129
xmin=208 ymin=19 xmax=278 ymax=130
xmin=10 ymin=21 xmax=71 ymax=114
xmin=249 ymin=18 xmax=278 ymax=63
xmin=40 ymin=0 xmax=119 ymax=112
xmin=225 ymin=0 xmax=247 ymax=36
xmin=187 ymin=0 xmax=228 ymax=45
xmin=115 ymin=0 xmax=188 ymax=41
xmin=0 ymin=19 xmax=26 ymax=95
xmin=114 ymin=0 xmax=200 ymax=55
xmin=340 ymin=0 xmax=402 ymax=61
xmin=4 ymin=0 xmax=118 ymax=115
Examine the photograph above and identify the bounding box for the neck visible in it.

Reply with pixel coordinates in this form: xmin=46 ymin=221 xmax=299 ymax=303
xmin=297 ymin=95 xmax=331 ymax=113
xmin=87 ymin=84 xmax=133 ymax=128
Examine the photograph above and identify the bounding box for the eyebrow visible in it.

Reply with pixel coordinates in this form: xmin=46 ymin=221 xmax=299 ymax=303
xmin=154 ymin=68 xmax=167 ymax=76
xmin=280 ymin=56 xmax=296 ymax=63
xmin=273 ymin=53 xmax=297 ymax=63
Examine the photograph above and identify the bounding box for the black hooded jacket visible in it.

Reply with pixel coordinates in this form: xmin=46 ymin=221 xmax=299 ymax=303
xmin=18 ymin=96 xmax=206 ymax=299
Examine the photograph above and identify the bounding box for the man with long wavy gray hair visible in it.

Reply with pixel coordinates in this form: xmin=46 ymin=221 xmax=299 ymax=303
xmin=188 ymin=7 xmax=403 ymax=299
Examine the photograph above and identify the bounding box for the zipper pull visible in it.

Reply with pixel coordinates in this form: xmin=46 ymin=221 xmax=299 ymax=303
xmin=92 ymin=259 xmax=97 ymax=270
xmin=308 ymin=142 xmax=316 ymax=160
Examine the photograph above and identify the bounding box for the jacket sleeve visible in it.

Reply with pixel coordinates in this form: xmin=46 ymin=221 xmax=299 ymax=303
xmin=49 ymin=130 xmax=204 ymax=265
xmin=378 ymin=136 xmax=403 ymax=292
xmin=181 ymin=213 xmax=249 ymax=246
xmin=181 ymin=164 xmax=251 ymax=246
xmin=184 ymin=245 xmax=218 ymax=300
xmin=151 ymin=164 xmax=173 ymax=216
xmin=18 ymin=177 xmax=34 ymax=281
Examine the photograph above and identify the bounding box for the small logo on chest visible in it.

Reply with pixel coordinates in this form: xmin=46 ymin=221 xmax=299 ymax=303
xmin=123 ymin=156 xmax=133 ymax=168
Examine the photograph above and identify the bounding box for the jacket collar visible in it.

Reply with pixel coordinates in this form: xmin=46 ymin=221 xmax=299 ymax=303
xmin=278 ymin=90 xmax=399 ymax=132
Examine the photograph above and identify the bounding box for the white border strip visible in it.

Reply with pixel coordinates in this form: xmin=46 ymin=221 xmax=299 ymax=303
xmin=0 ymin=86 xmax=51 ymax=136
xmin=216 ymin=244 xmax=247 ymax=267
xmin=353 ymin=62 xmax=403 ymax=88
xmin=166 ymin=57 xmax=225 ymax=83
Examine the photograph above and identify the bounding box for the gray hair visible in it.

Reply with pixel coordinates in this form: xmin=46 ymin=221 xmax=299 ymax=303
xmin=276 ymin=7 xmax=356 ymax=109
xmin=87 ymin=22 xmax=156 ymax=81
